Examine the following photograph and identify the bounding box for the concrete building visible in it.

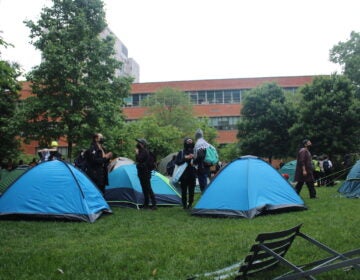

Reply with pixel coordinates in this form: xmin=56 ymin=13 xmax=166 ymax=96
xmin=100 ymin=27 xmax=140 ymax=82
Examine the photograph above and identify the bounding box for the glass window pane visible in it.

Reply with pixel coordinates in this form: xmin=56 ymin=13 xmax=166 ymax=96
xmin=207 ymin=91 xmax=215 ymax=104
xmin=215 ymin=91 xmax=223 ymax=104
xmin=133 ymin=94 xmax=140 ymax=106
xmin=190 ymin=92 xmax=198 ymax=104
xmin=224 ymin=90 xmax=232 ymax=103
xmin=198 ymin=92 xmax=207 ymax=104
xmin=233 ymin=90 xmax=241 ymax=103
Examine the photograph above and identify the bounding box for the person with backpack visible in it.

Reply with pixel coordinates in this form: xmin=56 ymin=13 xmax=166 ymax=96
xmin=322 ymin=155 xmax=334 ymax=186
xmin=86 ymin=133 xmax=113 ymax=194
xmin=175 ymin=137 xmax=197 ymax=209
xmin=194 ymin=128 xmax=211 ymax=193
xmin=135 ymin=138 xmax=157 ymax=210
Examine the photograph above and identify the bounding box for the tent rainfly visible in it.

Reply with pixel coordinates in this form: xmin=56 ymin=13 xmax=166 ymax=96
xmin=0 ymin=160 xmax=111 ymax=222
xmin=192 ymin=156 xmax=306 ymax=219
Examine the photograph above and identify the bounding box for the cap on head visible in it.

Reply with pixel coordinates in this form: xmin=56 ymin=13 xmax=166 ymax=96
xmin=51 ymin=141 xmax=58 ymax=147
xmin=195 ymin=128 xmax=203 ymax=140
xmin=136 ymin=138 xmax=148 ymax=147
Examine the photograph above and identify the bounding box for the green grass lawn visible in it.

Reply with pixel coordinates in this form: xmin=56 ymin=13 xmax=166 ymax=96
xmin=0 ymin=183 xmax=359 ymax=280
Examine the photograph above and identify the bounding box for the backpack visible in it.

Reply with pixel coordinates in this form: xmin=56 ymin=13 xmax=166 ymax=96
xmin=204 ymin=145 xmax=219 ymax=165
xmin=323 ymin=160 xmax=331 ymax=171
xmin=74 ymin=149 xmax=90 ymax=172
xmin=147 ymin=150 xmax=157 ymax=171
xmin=166 ymin=160 xmax=175 ymax=176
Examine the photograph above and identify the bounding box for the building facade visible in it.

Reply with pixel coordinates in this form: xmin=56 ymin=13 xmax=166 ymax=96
xmin=19 ymin=75 xmax=315 ymax=155
xmin=123 ymin=75 xmax=315 ymax=144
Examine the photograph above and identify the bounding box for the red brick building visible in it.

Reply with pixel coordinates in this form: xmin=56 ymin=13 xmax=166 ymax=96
xmin=123 ymin=75 xmax=314 ymax=144
xmin=20 ymin=75 xmax=314 ymax=155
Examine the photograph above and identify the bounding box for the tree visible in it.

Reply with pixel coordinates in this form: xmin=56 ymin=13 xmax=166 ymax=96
xmin=140 ymin=87 xmax=218 ymax=151
xmin=0 ymin=35 xmax=22 ymax=162
xmin=120 ymin=116 xmax=183 ymax=160
xmin=330 ymin=31 xmax=360 ymax=92
xmin=289 ymin=75 xmax=359 ymax=157
xmin=21 ymin=0 xmax=132 ymax=159
xmin=141 ymin=87 xmax=197 ymax=134
xmin=237 ymin=83 xmax=296 ymax=162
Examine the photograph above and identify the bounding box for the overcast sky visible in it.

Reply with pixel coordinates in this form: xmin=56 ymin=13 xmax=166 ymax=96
xmin=0 ymin=0 xmax=359 ymax=83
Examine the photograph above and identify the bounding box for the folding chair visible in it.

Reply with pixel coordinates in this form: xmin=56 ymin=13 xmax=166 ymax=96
xmin=236 ymin=224 xmax=360 ymax=280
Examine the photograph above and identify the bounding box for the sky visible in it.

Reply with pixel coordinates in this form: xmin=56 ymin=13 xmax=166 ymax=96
xmin=0 ymin=0 xmax=359 ymax=83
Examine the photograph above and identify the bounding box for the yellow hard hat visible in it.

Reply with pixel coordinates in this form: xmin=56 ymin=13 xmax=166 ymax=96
xmin=51 ymin=141 xmax=58 ymax=147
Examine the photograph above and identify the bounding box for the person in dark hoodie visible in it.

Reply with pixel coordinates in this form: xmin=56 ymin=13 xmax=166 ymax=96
xmin=135 ymin=138 xmax=157 ymax=210
xmin=175 ymin=137 xmax=197 ymax=209
xmin=86 ymin=133 xmax=113 ymax=194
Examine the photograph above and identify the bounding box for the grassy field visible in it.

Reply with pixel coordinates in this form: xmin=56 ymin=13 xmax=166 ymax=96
xmin=0 ymin=183 xmax=359 ymax=280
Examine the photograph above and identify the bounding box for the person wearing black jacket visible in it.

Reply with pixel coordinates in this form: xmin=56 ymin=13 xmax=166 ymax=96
xmin=135 ymin=138 xmax=157 ymax=210
xmin=175 ymin=137 xmax=197 ymax=209
xmin=86 ymin=133 xmax=113 ymax=194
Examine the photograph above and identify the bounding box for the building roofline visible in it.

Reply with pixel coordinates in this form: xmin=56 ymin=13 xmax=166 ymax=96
xmin=131 ymin=75 xmax=320 ymax=93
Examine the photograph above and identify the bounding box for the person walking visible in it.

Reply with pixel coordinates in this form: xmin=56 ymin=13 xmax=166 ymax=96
xmin=175 ymin=137 xmax=197 ymax=209
xmin=135 ymin=138 xmax=157 ymax=210
xmin=294 ymin=139 xmax=317 ymax=199
xmin=194 ymin=129 xmax=210 ymax=193
xmin=86 ymin=133 xmax=113 ymax=194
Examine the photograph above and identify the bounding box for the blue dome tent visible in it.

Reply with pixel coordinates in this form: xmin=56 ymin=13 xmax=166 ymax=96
xmin=104 ymin=164 xmax=182 ymax=208
xmin=0 ymin=160 xmax=111 ymax=222
xmin=192 ymin=156 xmax=306 ymax=219
xmin=338 ymin=160 xmax=360 ymax=198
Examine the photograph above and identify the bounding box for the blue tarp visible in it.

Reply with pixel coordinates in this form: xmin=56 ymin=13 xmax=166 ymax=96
xmin=192 ymin=156 xmax=306 ymax=219
xmin=104 ymin=164 xmax=182 ymax=208
xmin=0 ymin=160 xmax=111 ymax=222
xmin=338 ymin=160 xmax=360 ymax=198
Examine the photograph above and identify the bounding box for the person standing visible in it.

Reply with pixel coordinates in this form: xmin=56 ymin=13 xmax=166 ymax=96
xmin=322 ymin=155 xmax=334 ymax=186
xmin=86 ymin=133 xmax=112 ymax=194
xmin=312 ymin=155 xmax=321 ymax=186
xmin=194 ymin=128 xmax=210 ymax=193
xmin=38 ymin=141 xmax=62 ymax=162
xmin=135 ymin=138 xmax=157 ymax=210
xmin=294 ymin=139 xmax=317 ymax=199
xmin=175 ymin=138 xmax=197 ymax=209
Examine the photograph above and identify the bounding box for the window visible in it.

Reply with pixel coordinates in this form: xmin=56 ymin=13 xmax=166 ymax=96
xmin=209 ymin=116 xmax=241 ymax=130
xmin=131 ymin=93 xmax=150 ymax=106
xmin=207 ymin=91 xmax=215 ymax=104
xmin=215 ymin=91 xmax=223 ymax=103
xmin=224 ymin=90 xmax=232 ymax=103
xmin=189 ymin=92 xmax=198 ymax=104
xmin=233 ymin=90 xmax=241 ymax=103
xmin=198 ymin=91 xmax=207 ymax=104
